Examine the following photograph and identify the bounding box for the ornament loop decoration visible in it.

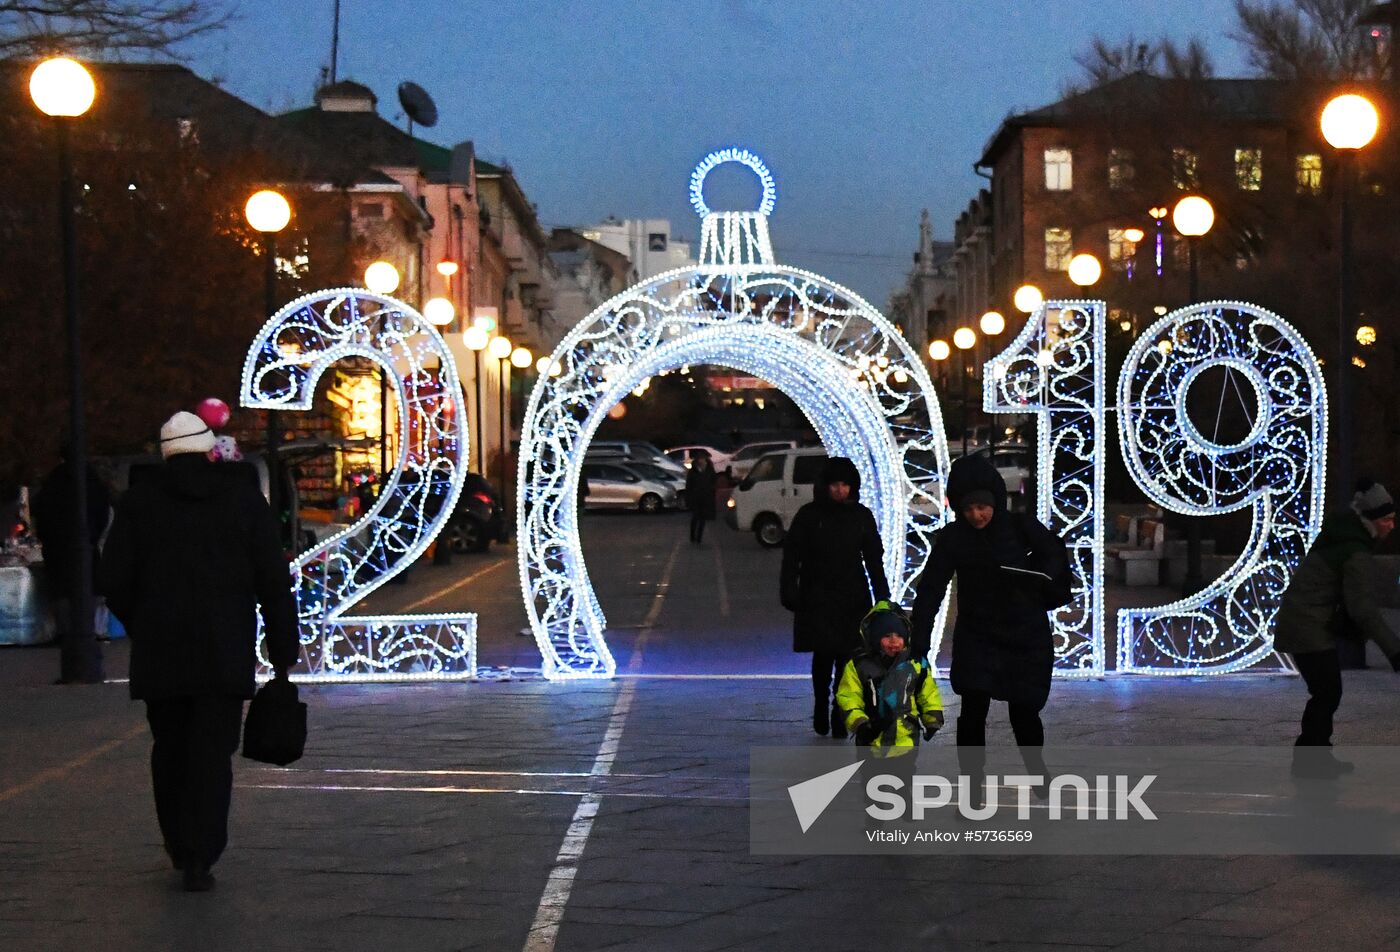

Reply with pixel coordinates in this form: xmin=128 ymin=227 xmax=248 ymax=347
xmin=688 ymin=147 xmax=777 ymax=219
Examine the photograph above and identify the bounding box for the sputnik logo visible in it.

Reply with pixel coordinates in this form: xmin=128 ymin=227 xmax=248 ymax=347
xmin=787 ymin=762 xmax=862 ymax=833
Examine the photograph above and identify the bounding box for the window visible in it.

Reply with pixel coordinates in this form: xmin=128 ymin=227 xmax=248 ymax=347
xmin=1108 ymin=148 xmax=1134 ymax=190
xmin=1171 ymin=148 xmax=1198 ymax=189
xmin=792 ymin=455 xmax=829 ymax=485
xmin=745 ymin=456 xmax=783 ymax=484
xmin=357 ymin=202 xmax=385 ymax=219
xmin=1044 ymin=227 xmax=1073 ymax=271
xmin=1296 ymin=153 xmax=1323 ymax=195
xmin=1234 ymin=148 xmax=1262 ymax=190
xmin=1044 ymin=148 xmax=1072 ymax=191
xmin=1107 ymin=228 xmax=1132 ymax=271
xmin=648 ymin=233 xmax=667 ymax=252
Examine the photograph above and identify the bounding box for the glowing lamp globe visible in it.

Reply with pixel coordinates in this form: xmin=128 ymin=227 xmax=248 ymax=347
xmin=510 ymin=346 xmax=532 ymax=369
xmin=196 ymin=397 xmax=231 ymax=430
xmin=488 ymin=336 xmax=512 ymax=360
xmin=423 ymin=297 xmax=455 ymax=326
xmin=1013 ymin=284 xmax=1043 ymax=314
xmin=364 ymin=261 xmax=400 ymax=294
xmin=244 ymin=190 xmax=291 ymax=233
xmin=462 ymin=326 xmax=489 ymax=351
xmin=29 ymin=57 xmax=95 ymax=117
xmin=1123 ymin=227 xmax=1145 ymax=243
xmin=953 ymin=327 xmax=976 ymax=350
xmin=536 ymin=355 xmax=553 ymax=373
xmin=436 ymin=259 xmax=459 ymax=277
xmin=1321 ymin=94 xmax=1379 ymax=151
xmin=928 ymin=339 xmax=951 ymax=361
xmin=1357 ymin=325 xmax=1377 ymax=346
xmin=979 ymin=310 xmax=1006 ymax=336
xmin=473 ymin=314 xmax=497 ymax=332
xmin=1068 ymin=253 xmax=1102 ymax=287
xmin=1172 ymin=196 xmax=1214 ymax=238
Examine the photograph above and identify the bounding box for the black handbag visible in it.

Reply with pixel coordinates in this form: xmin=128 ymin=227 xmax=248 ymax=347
xmin=241 ymin=676 xmax=307 ymax=766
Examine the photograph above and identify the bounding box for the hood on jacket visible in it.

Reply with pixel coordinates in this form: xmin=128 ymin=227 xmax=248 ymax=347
xmin=161 ymin=453 xmax=246 ymax=501
xmin=814 ymin=456 xmax=861 ymax=503
xmin=946 ymin=453 xmax=1007 ymax=515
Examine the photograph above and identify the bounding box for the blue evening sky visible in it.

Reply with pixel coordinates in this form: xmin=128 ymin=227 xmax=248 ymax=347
xmin=188 ymin=1 xmax=1252 ymax=305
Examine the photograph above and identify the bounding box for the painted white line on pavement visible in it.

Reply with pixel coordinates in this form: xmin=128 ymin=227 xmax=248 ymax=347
xmin=615 ymin=673 xmax=806 ymax=680
xmin=239 ymin=781 xmax=747 ymax=802
xmin=0 ymin=722 xmax=145 ymax=804
xmin=401 ymin=555 xmax=512 ymax=612
xmin=713 ymin=533 xmax=730 ymax=618
xmin=522 ymin=538 xmax=677 ymax=952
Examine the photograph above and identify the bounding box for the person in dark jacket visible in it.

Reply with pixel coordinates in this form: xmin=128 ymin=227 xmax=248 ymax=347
xmin=1275 ymin=479 xmax=1400 ymax=777
xmin=780 ymin=456 xmax=890 ymax=738
xmin=910 ymin=454 xmax=1067 ymax=788
xmin=34 ymin=445 xmax=111 ymax=682
xmin=99 ymin=411 xmax=299 ymax=891
xmin=685 ymin=454 xmax=718 ymax=544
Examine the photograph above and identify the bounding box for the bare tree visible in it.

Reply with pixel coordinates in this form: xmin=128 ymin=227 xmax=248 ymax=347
xmin=0 ymin=1 xmax=228 ymax=60
xmin=1231 ymin=0 xmax=1383 ymax=80
xmin=1072 ymin=34 xmax=1216 ymax=89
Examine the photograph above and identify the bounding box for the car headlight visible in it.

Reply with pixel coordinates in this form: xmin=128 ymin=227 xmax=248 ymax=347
xmin=726 ymin=498 xmax=735 ymax=508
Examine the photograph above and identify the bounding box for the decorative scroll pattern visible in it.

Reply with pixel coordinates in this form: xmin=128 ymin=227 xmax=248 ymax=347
xmin=242 ymin=289 xmax=475 ymax=682
xmin=985 ymin=301 xmax=1106 ymax=676
xmin=1116 ymin=301 xmax=1327 ymax=673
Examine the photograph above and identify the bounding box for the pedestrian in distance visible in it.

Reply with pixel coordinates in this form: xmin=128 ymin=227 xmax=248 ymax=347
xmin=780 ymin=456 xmax=890 ymax=738
xmin=99 ymin=411 xmax=299 ymax=892
xmin=910 ymin=453 xmax=1071 ymax=793
xmin=685 ymin=453 xmax=718 ymax=544
xmin=1275 ymin=478 xmax=1400 ymax=778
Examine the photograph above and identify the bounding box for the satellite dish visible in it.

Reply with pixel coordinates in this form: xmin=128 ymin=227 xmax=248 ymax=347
xmin=397 ymin=81 xmax=438 ymax=129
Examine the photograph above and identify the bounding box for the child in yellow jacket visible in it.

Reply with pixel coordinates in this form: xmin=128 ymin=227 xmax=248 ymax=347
xmin=836 ymin=600 xmax=944 ymax=758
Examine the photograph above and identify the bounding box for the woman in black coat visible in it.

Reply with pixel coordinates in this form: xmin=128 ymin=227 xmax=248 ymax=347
xmin=910 ymin=454 xmax=1067 ymax=776
xmin=685 ymin=454 xmax=718 ymax=544
xmin=780 ymin=457 xmax=890 ymax=737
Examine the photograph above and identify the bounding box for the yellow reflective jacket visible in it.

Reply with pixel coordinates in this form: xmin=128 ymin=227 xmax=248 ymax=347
xmin=835 ymin=655 xmax=944 ymax=757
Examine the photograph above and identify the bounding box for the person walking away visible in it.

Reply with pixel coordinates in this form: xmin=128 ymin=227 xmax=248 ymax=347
xmin=780 ymin=457 xmax=889 ymax=738
xmin=1275 ymin=478 xmax=1400 ymax=777
xmin=910 ymin=454 xmax=1069 ymax=800
xmin=34 ymin=443 xmax=111 ymax=683
xmin=685 ymin=453 xmax=718 ymax=544
xmin=99 ymin=411 xmax=299 ymax=891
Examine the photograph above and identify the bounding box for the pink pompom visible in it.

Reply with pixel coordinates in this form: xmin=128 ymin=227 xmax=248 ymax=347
xmin=196 ymin=397 xmax=231 ymax=430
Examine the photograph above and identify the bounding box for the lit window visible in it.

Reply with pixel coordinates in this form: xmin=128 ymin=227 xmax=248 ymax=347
xmin=1172 ymin=148 xmax=1198 ymax=190
xmin=1108 ymin=148 xmax=1134 ymax=190
xmin=1044 ymin=149 xmax=1073 ymax=191
xmin=1296 ymin=154 xmax=1323 ymax=195
xmin=1108 ymin=228 xmax=1131 ymax=271
xmin=1044 ymin=227 xmax=1073 ymax=271
xmin=1234 ymin=148 xmax=1262 ymax=191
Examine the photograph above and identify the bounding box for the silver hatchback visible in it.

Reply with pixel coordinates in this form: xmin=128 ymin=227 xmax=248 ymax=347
xmin=580 ymin=461 xmax=679 ymax=513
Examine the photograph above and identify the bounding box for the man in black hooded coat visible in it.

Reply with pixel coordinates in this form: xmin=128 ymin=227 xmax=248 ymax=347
xmin=911 ymin=454 xmax=1067 ymax=781
xmin=780 ymin=457 xmax=890 ymax=738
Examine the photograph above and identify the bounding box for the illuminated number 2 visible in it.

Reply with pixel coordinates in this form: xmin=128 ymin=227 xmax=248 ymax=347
xmin=242 ymin=289 xmax=476 ymax=682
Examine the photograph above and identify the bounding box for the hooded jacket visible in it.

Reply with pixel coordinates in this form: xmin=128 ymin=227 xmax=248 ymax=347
xmin=834 ymin=606 xmax=943 ymax=756
xmin=779 ymin=457 xmax=890 ymax=655
xmin=99 ymin=454 xmax=299 ymax=699
xmin=910 ymin=454 xmax=1066 ymax=709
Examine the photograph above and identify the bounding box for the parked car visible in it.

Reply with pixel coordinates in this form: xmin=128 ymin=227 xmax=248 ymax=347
xmin=616 ymin=461 xmax=687 ymax=508
xmin=580 ymin=461 xmax=678 ymax=513
xmin=440 ymin=472 xmax=506 ymax=553
xmin=585 ymin=440 xmax=687 ymax=478
xmin=664 ymin=444 xmax=733 ymax=471
xmin=724 ymin=439 xmax=800 ymax=481
xmin=724 ymin=446 xmax=828 ymax=547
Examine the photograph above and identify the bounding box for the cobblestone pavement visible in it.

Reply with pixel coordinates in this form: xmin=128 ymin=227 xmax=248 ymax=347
xmin=3 ymin=512 xmax=1400 ymax=951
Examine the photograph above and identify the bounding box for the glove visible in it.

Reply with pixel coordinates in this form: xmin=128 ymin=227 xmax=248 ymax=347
xmin=853 ymin=719 xmax=879 ymax=746
xmin=922 ymin=711 xmax=945 ymax=741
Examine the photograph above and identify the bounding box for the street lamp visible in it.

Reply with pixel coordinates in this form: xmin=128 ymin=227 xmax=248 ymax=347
xmin=1013 ymin=284 xmax=1043 ymax=314
xmin=1067 ymin=253 xmax=1102 ymax=289
xmin=953 ymin=327 xmax=977 ymax=457
xmin=363 ymin=261 xmax=400 ymax=478
xmin=979 ymin=311 xmax=1007 ymax=454
xmin=1172 ymin=195 xmax=1215 ymax=595
xmin=463 ymin=325 xmax=489 ymax=474
xmin=423 ymin=296 xmax=455 ymax=327
xmin=31 ymin=56 xmax=100 ymax=683
xmin=364 ymin=260 xmax=400 ymax=295
xmin=245 ymin=189 xmax=292 ymax=543
xmin=510 ymin=346 xmax=533 ymax=369
xmin=1322 ymin=92 xmax=1379 ymax=509
xmin=489 ymin=335 xmax=513 ymax=505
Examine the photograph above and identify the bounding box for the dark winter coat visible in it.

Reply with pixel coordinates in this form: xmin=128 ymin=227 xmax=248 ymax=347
xmin=1274 ymin=510 xmax=1400 ymax=658
xmin=34 ymin=461 xmax=111 ymax=598
xmin=685 ymin=461 xmax=718 ymax=520
xmin=779 ymin=457 xmax=890 ymax=655
xmin=98 ymin=454 xmax=299 ymax=700
xmin=910 ymin=455 xmax=1065 ymax=710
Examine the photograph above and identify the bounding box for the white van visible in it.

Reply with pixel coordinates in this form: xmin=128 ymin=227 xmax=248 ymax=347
xmin=723 ymin=447 xmax=828 ymax=547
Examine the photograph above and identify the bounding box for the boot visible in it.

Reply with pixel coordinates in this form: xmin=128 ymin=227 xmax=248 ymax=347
xmin=1291 ymin=746 xmax=1355 ymax=779
xmin=830 ymin=702 xmax=848 ymax=739
xmin=812 ymin=698 xmax=829 ymax=736
xmin=182 ymin=863 xmax=215 ymax=892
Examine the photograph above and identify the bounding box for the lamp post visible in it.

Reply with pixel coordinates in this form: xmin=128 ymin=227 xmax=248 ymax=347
xmin=245 ymin=189 xmax=291 ymax=536
xmin=953 ymin=326 xmax=977 ymax=456
xmin=1321 ymin=92 xmax=1380 ymax=508
xmin=463 ymin=325 xmax=489 ymax=474
xmin=31 ymin=57 xmax=101 ymax=683
xmin=1013 ymin=284 xmax=1043 ymax=315
xmin=364 ymin=261 xmax=400 ymax=482
xmin=1171 ymin=195 xmax=1215 ymax=595
xmin=488 ymin=335 xmax=513 ymax=504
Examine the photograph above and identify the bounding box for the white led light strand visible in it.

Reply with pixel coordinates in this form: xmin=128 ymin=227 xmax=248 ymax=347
xmin=1115 ymin=301 xmax=1327 ymax=674
xmin=985 ymin=300 xmax=1106 ymax=677
xmin=241 ymin=289 xmax=476 ymax=682
xmin=518 ymin=150 xmax=951 ymax=679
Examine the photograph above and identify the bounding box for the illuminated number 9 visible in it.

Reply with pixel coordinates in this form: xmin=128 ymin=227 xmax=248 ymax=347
xmin=1115 ymin=301 xmax=1326 ymax=673
xmin=242 ymin=289 xmax=476 ymax=681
